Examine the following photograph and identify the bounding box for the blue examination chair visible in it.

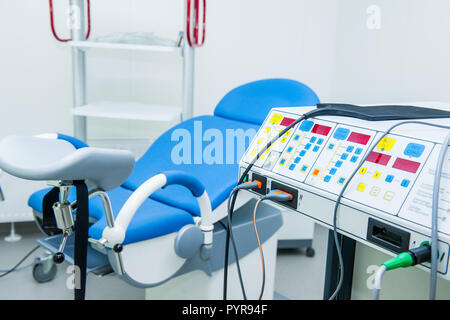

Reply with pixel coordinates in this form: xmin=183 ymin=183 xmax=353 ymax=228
xmin=0 ymin=78 xmax=319 ymax=299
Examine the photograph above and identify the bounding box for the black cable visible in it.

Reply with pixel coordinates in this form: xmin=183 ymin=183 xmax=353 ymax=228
xmin=0 ymin=245 xmax=40 ymax=278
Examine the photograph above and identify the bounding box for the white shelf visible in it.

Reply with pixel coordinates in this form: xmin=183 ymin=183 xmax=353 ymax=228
xmin=68 ymin=40 xmax=180 ymax=52
xmin=72 ymin=101 xmax=182 ymax=122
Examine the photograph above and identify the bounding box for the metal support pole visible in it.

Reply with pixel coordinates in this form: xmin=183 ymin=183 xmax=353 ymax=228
xmin=182 ymin=0 xmax=195 ymax=121
xmin=70 ymin=0 xmax=87 ymax=141
xmin=323 ymin=229 xmax=356 ymax=300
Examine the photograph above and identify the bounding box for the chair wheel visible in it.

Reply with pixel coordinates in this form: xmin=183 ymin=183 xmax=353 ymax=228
xmin=32 ymin=263 xmax=57 ymax=283
xmin=306 ymin=247 xmax=315 ymax=258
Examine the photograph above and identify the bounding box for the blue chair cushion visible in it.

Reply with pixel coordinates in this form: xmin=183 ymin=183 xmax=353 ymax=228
xmin=28 ymin=187 xmax=195 ymax=245
xmin=122 ymin=115 xmax=259 ymax=216
xmin=214 ymin=78 xmax=320 ymax=125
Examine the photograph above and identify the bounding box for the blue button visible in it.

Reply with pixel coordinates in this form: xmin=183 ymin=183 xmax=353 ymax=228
xmin=313 ymin=146 xmax=320 ymax=152
xmin=289 ymin=164 xmax=296 ymax=171
xmin=346 ymin=146 xmax=354 ymax=153
xmin=328 ymin=144 xmax=335 ymax=150
xmin=385 ymin=175 xmax=394 ymax=183
xmin=324 ymin=175 xmax=331 ymax=183
xmin=333 ymin=128 xmax=351 ymax=140
xmin=310 ymin=137 xmax=317 ymax=143
xmin=401 ymin=179 xmax=410 ymax=187
xmin=341 ymin=153 xmax=349 ymax=160
xmin=404 ymin=143 xmax=425 ymax=158
xmin=299 ymin=150 xmax=306 ymax=157
xmin=294 ymin=157 xmax=301 ymax=164
xmin=329 ymin=168 xmax=337 ymax=175
xmin=335 ymin=161 xmax=343 ymax=168
xmin=338 ymin=177 xmax=345 ymax=185
xmin=305 ymin=143 xmax=312 ymax=150
xmin=280 ymin=159 xmax=286 ymax=165
xmin=301 ymin=165 xmax=308 ymax=172
xmin=317 ymin=138 xmax=324 ymax=145
xmin=287 ymin=147 xmax=293 ymax=153
xmin=299 ymin=120 xmax=314 ymax=132
xmin=350 ymin=156 xmax=358 ymax=163
xmin=355 ymin=148 xmax=363 ymax=155
xmin=294 ymin=135 xmax=300 ymax=141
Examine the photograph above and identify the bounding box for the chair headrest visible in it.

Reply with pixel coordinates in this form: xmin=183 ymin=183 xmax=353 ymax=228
xmin=213 ymin=78 xmax=320 ymax=125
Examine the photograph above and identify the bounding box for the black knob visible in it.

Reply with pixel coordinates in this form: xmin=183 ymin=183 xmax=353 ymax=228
xmin=113 ymin=244 xmax=123 ymax=253
xmin=53 ymin=252 xmax=65 ymax=264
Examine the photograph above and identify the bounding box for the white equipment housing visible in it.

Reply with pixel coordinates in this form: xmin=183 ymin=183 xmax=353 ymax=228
xmin=239 ymin=102 xmax=450 ymax=281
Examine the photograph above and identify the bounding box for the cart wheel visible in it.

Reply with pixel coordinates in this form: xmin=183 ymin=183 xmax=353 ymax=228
xmin=306 ymin=247 xmax=315 ymax=258
xmin=32 ymin=263 xmax=57 ymax=283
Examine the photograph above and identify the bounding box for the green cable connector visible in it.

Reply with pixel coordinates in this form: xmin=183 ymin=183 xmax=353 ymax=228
xmin=381 ymin=252 xmax=414 ymax=271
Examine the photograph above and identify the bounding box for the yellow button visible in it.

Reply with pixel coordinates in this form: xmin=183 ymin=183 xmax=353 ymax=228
xmin=250 ymin=149 xmax=257 ymax=156
xmin=280 ymin=137 xmax=287 ymax=143
xmin=270 ymin=114 xmax=283 ymax=125
xmin=264 ymin=147 xmax=271 ymax=154
xmin=377 ymin=137 xmax=396 ymax=151
xmin=359 ymin=167 xmax=367 ymax=175
xmin=370 ymin=186 xmax=381 ymax=196
xmin=259 ymin=154 xmax=266 ymax=160
xmin=265 ymin=127 xmax=271 ymax=133
xmin=285 ymin=130 xmax=291 ymax=136
xmin=257 ymin=138 xmax=264 ymax=145
xmin=373 ymin=171 xmax=381 ymax=179
xmin=383 ymin=191 xmax=395 ymax=201
xmin=357 ymin=183 xmax=366 ymax=192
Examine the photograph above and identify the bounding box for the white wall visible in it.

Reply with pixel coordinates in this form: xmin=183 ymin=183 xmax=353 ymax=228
xmin=0 ymin=0 xmax=338 ymax=142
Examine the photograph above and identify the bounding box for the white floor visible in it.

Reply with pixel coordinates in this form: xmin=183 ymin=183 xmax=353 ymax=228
xmin=0 ymin=222 xmax=328 ymax=300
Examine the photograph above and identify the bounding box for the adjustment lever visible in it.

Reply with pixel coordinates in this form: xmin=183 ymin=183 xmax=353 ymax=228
xmin=52 ymin=189 xmax=75 ymax=264
xmin=54 ymin=230 xmax=70 ymax=264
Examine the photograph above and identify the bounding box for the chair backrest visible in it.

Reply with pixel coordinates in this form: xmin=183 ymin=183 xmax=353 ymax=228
xmin=213 ymin=78 xmax=320 ymax=125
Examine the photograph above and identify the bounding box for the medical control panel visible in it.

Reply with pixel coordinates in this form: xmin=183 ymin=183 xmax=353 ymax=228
xmin=240 ymin=107 xmax=450 ymax=280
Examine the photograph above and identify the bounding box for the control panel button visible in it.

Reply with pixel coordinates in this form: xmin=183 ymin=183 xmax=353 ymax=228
xmin=346 ymin=146 xmax=354 ymax=153
xmin=357 ymin=183 xmax=366 ymax=192
xmin=333 ymin=128 xmax=351 ymax=140
xmin=359 ymin=167 xmax=367 ymax=175
xmin=305 ymin=143 xmax=312 ymax=150
xmin=299 ymin=120 xmax=314 ymax=132
xmin=401 ymin=179 xmax=410 ymax=188
xmin=299 ymin=150 xmax=307 ymax=157
xmin=329 ymin=168 xmax=337 ymax=175
xmin=337 ymin=177 xmax=345 ymax=185
xmin=369 ymin=186 xmax=381 ymax=196
xmin=383 ymin=191 xmax=395 ymax=201
xmin=376 ymin=137 xmax=396 ymax=151
xmin=287 ymin=147 xmax=293 ymax=153
xmin=335 ymin=161 xmax=343 ymax=168
xmin=324 ymin=175 xmax=331 ymax=182
xmin=385 ymin=174 xmax=394 ymax=183
xmin=317 ymin=138 xmax=324 ymax=145
xmin=294 ymin=135 xmax=300 ymax=141
xmin=350 ymin=156 xmax=358 ymax=163
xmin=328 ymin=143 xmax=335 ymax=150
xmin=313 ymin=169 xmax=320 ymax=176
xmin=301 ymin=165 xmax=308 ymax=172
xmin=280 ymin=158 xmax=286 ymax=165
xmin=373 ymin=171 xmax=381 ymax=179
xmin=289 ymin=164 xmax=296 ymax=171
xmin=341 ymin=153 xmax=349 ymax=160
xmin=294 ymin=157 xmax=301 ymax=164
xmin=404 ymin=143 xmax=425 ymax=158
xmin=313 ymin=146 xmax=320 ymax=152
xmin=355 ymin=148 xmax=363 ymax=155
xmin=270 ymin=114 xmax=283 ymax=124
xmin=310 ymin=137 xmax=317 ymax=143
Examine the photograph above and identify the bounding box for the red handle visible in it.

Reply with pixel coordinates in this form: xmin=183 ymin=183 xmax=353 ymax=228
xmin=186 ymin=0 xmax=206 ymax=47
xmin=49 ymin=0 xmax=91 ymax=42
